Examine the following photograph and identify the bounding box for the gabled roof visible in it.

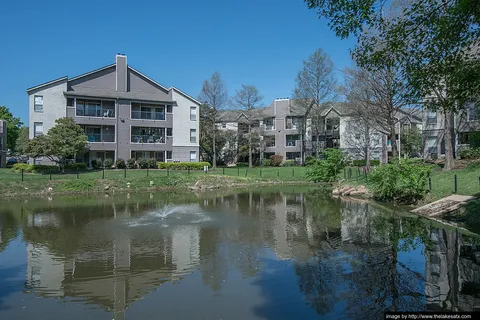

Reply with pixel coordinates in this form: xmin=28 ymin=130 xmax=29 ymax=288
xmin=169 ymin=86 xmax=202 ymax=105
xmin=26 ymin=76 xmax=68 ymax=93
xmin=68 ymin=64 xmax=115 ymax=82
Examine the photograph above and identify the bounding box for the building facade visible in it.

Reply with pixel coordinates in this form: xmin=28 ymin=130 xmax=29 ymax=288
xmin=27 ymin=54 xmax=200 ymax=165
xmin=0 ymin=120 xmax=6 ymax=168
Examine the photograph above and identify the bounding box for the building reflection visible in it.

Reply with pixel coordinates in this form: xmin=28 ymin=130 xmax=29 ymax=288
xmin=14 ymin=189 xmax=480 ymax=317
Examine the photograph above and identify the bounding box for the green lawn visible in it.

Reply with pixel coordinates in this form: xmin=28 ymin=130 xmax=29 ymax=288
xmin=0 ymin=166 xmax=307 ymax=183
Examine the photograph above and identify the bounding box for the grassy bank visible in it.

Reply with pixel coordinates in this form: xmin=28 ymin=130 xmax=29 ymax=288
xmin=339 ymin=164 xmax=480 ymax=204
xmin=0 ymin=167 xmax=310 ymax=198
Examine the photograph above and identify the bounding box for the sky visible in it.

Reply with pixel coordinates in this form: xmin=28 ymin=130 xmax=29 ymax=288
xmin=0 ymin=0 xmax=357 ymax=126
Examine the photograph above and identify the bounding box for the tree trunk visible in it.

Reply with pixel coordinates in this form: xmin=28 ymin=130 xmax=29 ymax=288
xmin=212 ymin=128 xmax=217 ymax=169
xmin=365 ymin=128 xmax=371 ymax=170
xmin=390 ymin=123 xmax=398 ymax=161
xmin=248 ymin=124 xmax=252 ymax=168
xmin=381 ymin=135 xmax=389 ymax=164
xmin=444 ymin=110 xmax=455 ymax=170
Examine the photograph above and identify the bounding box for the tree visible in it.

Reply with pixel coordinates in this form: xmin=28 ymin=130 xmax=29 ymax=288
xmin=27 ymin=117 xmax=89 ymax=170
xmin=232 ymin=85 xmax=264 ymax=168
xmin=292 ymin=48 xmax=337 ymax=164
xmin=401 ymin=126 xmax=422 ymax=158
xmin=198 ymin=72 xmax=229 ymax=169
xmin=0 ymin=106 xmax=23 ymax=152
xmin=304 ymin=0 xmax=480 ymax=170
xmin=15 ymin=126 xmax=29 ymax=156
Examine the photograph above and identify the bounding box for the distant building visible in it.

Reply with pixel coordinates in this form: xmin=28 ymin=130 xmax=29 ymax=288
xmin=26 ymin=54 xmax=200 ymax=166
xmin=0 ymin=120 xmax=6 ymax=168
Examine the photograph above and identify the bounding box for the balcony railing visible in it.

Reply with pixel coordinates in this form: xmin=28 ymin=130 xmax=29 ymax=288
xmin=286 ymin=140 xmax=300 ymax=147
xmin=131 ymin=111 xmax=165 ymax=120
xmin=76 ymin=108 xmax=115 ymax=118
xmin=264 ymin=124 xmax=275 ymax=130
xmin=87 ymin=134 xmax=115 ymax=143
xmin=131 ymin=135 xmax=166 ymax=144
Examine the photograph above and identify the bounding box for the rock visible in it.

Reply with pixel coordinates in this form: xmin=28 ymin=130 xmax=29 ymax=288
xmin=332 ymin=188 xmax=340 ymax=195
xmin=150 ymin=181 xmax=154 ymax=187
xmin=104 ymin=185 xmax=110 ymax=191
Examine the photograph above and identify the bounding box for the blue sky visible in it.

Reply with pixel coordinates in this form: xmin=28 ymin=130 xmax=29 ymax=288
xmin=0 ymin=0 xmax=356 ymax=125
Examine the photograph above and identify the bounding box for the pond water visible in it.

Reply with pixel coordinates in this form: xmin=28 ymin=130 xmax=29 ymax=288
xmin=0 ymin=186 xmax=479 ymax=320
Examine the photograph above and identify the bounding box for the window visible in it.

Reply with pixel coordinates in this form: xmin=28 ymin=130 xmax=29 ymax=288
xmin=131 ymin=151 xmax=165 ymax=161
xmin=76 ymin=99 xmax=115 ymax=117
xmin=190 ymin=107 xmax=197 ymax=121
xmin=190 ymin=129 xmax=197 ymax=143
xmin=286 ymin=152 xmax=300 ymax=160
xmin=34 ymin=96 xmax=43 ymax=112
xmin=166 ymin=105 xmax=173 ymax=113
xmin=264 ymin=118 xmax=275 ymax=130
xmin=67 ymin=98 xmax=74 ymax=107
xmin=167 ymin=127 xmax=173 ymax=137
xmin=285 ymin=117 xmax=299 ymax=130
xmin=222 ymin=123 xmax=227 ymax=129
xmin=426 ymin=136 xmax=437 ymax=153
xmin=166 ymin=151 xmax=173 ymax=160
xmin=286 ymin=134 xmax=300 ymax=147
xmin=427 ymin=111 xmax=437 ymax=124
xmin=34 ymin=122 xmax=44 ymax=137
xmin=131 ymin=127 xmax=166 ymax=143
xmin=190 ymin=151 xmax=197 ymax=162
xmin=131 ymin=103 xmax=164 ymax=120
xmin=265 ymin=136 xmax=275 ymax=147
xmin=85 ymin=126 xmax=101 ymax=142
xmin=467 ymin=102 xmax=479 ymax=121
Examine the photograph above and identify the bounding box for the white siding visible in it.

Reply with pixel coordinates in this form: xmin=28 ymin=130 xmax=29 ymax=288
xmin=28 ymin=81 xmax=67 ymax=139
xmin=171 ymin=90 xmax=200 ymax=147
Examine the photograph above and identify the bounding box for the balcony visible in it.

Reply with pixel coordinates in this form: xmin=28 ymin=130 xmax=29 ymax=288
xmin=286 ymin=140 xmax=301 ymax=147
xmin=131 ymin=127 xmax=166 ymax=144
xmin=76 ymin=100 xmax=115 ymax=118
xmin=131 ymin=103 xmax=165 ymax=120
xmin=82 ymin=125 xmax=115 ymax=143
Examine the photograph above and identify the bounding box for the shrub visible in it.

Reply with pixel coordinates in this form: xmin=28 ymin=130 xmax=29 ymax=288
xmin=351 ymin=159 xmax=381 ymax=167
xmin=137 ymin=158 xmax=149 ymax=169
xmin=270 ymin=155 xmax=283 ymax=167
xmin=115 ymin=158 xmax=126 ymax=169
xmin=236 ymin=162 xmax=249 ymax=167
xmin=91 ymin=159 xmax=102 ymax=169
xmin=369 ymin=159 xmax=432 ymax=204
xmin=306 ymin=148 xmax=345 ymax=183
xmin=64 ymin=163 xmax=88 ymax=171
xmin=126 ymin=158 xmax=137 ymax=169
xmin=148 ymin=158 xmax=158 ymax=169
xmin=283 ymin=160 xmax=296 ymax=167
xmin=103 ymin=158 xmax=114 ymax=169
xmin=305 ymin=156 xmax=315 ymax=164
xmin=11 ymin=163 xmax=60 ymax=173
xmin=157 ymin=162 xmax=211 ymax=170
xmin=460 ymin=147 xmax=480 ymax=159
xmin=262 ymin=159 xmax=272 ymax=166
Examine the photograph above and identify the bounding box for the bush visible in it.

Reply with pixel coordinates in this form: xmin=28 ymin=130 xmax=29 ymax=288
xmin=157 ymin=162 xmax=211 ymax=170
xmin=369 ymin=159 xmax=432 ymax=204
xmin=91 ymin=159 xmax=102 ymax=169
xmin=236 ymin=162 xmax=249 ymax=167
xmin=137 ymin=158 xmax=149 ymax=169
xmin=305 ymin=156 xmax=315 ymax=164
xmin=262 ymin=159 xmax=272 ymax=166
xmin=148 ymin=158 xmax=158 ymax=169
xmin=351 ymin=159 xmax=381 ymax=167
xmin=64 ymin=163 xmax=88 ymax=171
xmin=126 ymin=158 xmax=137 ymax=169
xmin=306 ymin=149 xmax=345 ymax=183
xmin=270 ymin=155 xmax=283 ymax=167
xmin=460 ymin=147 xmax=480 ymax=159
xmin=115 ymin=158 xmax=126 ymax=169
xmin=11 ymin=163 xmax=60 ymax=173
xmin=283 ymin=160 xmax=296 ymax=167
xmin=103 ymin=158 xmax=114 ymax=169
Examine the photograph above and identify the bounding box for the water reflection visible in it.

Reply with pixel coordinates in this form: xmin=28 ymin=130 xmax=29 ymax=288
xmin=0 ymin=188 xmax=479 ymax=319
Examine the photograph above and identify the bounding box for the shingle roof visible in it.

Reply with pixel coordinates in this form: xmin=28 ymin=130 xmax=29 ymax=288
xmin=64 ymin=87 xmax=174 ymax=103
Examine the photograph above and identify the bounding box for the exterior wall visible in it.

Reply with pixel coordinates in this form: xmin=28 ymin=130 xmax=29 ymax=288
xmin=171 ymin=90 xmax=200 ymax=162
xmin=0 ymin=120 xmax=6 ymax=168
xmin=127 ymin=69 xmax=169 ymax=94
xmin=340 ymin=116 xmax=384 ymax=160
xmin=422 ymin=110 xmax=446 ymax=159
xmin=69 ymin=66 xmax=116 ymax=91
xmin=28 ymin=80 xmax=68 ymax=139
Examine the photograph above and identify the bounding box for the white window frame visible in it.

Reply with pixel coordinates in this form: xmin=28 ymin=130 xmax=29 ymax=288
xmin=190 ymin=151 xmax=197 ymax=162
xmin=34 ymin=122 xmax=44 ymax=137
xmin=190 ymin=106 xmax=197 ymax=121
xmin=34 ymin=95 xmax=44 ymax=112
xmin=190 ymin=129 xmax=197 ymax=143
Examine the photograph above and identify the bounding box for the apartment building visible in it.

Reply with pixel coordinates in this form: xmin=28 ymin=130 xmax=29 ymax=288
xmin=217 ymin=99 xmax=388 ymax=164
xmin=0 ymin=120 xmax=6 ymax=168
xmin=26 ymin=54 xmax=200 ymax=165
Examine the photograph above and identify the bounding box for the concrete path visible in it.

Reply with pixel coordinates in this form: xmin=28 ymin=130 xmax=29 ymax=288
xmin=411 ymin=195 xmax=477 ymax=217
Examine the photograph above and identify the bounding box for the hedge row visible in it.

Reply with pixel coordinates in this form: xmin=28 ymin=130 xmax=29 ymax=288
xmin=11 ymin=163 xmax=60 ymax=173
xmin=157 ymin=162 xmax=211 ymax=170
xmin=350 ymin=160 xmax=381 ymax=167
xmin=460 ymin=148 xmax=480 ymax=159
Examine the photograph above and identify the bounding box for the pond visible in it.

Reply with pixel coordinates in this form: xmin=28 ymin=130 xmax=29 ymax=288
xmin=0 ymin=186 xmax=479 ymax=319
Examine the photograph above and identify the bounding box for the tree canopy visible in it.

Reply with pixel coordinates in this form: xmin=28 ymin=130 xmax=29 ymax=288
xmin=0 ymin=106 xmax=23 ymax=152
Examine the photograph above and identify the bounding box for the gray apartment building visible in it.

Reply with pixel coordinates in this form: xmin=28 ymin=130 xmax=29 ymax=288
xmin=27 ymin=54 xmax=200 ymax=165
xmin=0 ymin=120 xmax=6 ymax=168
